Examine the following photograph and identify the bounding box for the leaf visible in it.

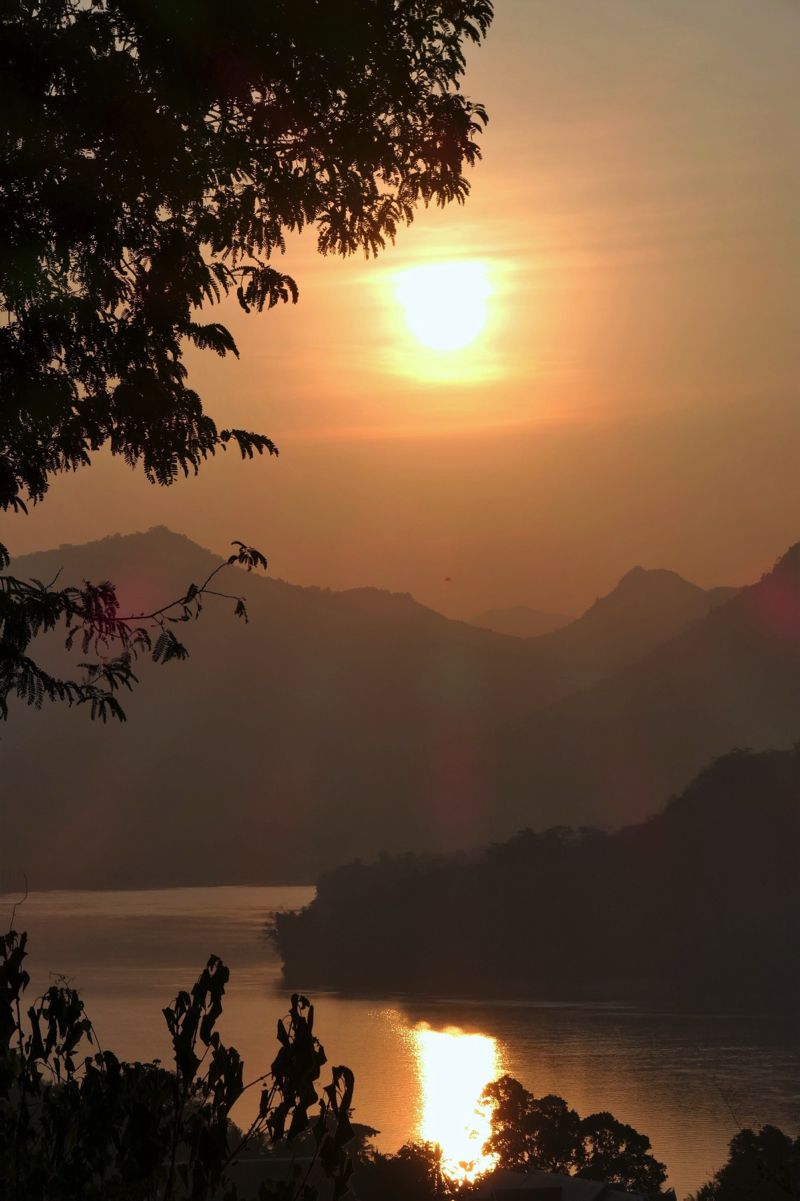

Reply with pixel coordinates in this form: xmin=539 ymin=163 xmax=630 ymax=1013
xmin=152 ymin=629 xmax=189 ymax=665
xmin=186 ymin=321 xmax=240 ymax=358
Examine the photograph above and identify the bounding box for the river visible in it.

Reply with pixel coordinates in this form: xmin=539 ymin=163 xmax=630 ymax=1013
xmin=3 ymin=885 xmax=798 ymax=1199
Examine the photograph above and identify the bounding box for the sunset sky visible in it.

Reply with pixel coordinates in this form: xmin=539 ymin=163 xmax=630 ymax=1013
xmin=6 ymin=0 xmax=799 ymax=619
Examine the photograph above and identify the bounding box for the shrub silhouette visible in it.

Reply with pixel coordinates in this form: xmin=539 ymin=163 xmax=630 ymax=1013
xmin=0 ymin=929 xmax=356 ymax=1201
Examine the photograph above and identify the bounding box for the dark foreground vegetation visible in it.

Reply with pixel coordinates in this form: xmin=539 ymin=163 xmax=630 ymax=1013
xmin=0 ymin=929 xmax=357 ymax=1201
xmin=273 ymin=747 xmax=800 ymax=1005
xmin=2 ymin=931 xmax=796 ymax=1200
xmin=481 ymin=1075 xmax=666 ymax=1192
xmin=362 ymin=1127 xmax=800 ymax=1201
xmin=691 ymin=1127 xmax=800 ymax=1201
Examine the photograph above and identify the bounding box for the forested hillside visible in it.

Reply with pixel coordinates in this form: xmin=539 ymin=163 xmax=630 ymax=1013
xmin=273 ymin=747 xmax=800 ymax=1005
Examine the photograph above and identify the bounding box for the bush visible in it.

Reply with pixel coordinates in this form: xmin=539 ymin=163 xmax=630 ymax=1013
xmin=0 ymin=929 xmax=355 ymax=1201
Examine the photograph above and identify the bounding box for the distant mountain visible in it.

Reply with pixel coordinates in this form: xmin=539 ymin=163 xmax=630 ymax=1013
xmin=528 ymin=566 xmax=738 ymax=691
xmin=273 ymin=747 xmax=800 ymax=1005
xmin=2 ymin=526 xmax=787 ymax=889
xmin=468 ymin=605 xmax=573 ymax=639
xmin=1 ymin=528 xmax=558 ymax=886
xmin=469 ymin=567 xmax=732 ymax=658
xmin=490 ymin=544 xmax=800 ymax=831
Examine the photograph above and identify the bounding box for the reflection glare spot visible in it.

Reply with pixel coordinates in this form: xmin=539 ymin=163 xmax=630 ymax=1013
xmin=412 ymin=1023 xmax=501 ymax=1183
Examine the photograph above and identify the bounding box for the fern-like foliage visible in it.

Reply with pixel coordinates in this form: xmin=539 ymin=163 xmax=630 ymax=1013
xmin=0 ymin=540 xmax=267 ymax=722
xmin=0 ymin=0 xmax=492 ymax=513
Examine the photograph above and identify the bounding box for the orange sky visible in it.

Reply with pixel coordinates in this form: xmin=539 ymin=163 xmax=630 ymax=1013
xmin=5 ymin=0 xmax=800 ymax=618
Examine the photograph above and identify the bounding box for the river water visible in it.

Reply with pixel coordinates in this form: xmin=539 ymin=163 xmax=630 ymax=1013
xmin=2 ymin=886 xmax=798 ymax=1199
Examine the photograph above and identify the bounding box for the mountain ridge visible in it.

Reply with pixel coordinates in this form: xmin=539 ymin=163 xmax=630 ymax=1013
xmin=487 ymin=543 xmax=800 ymax=830
xmin=3 ymin=527 xmax=794 ymax=888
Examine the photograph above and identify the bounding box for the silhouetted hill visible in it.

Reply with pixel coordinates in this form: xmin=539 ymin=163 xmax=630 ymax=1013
xmin=472 ymin=570 xmax=734 ymax=685
xmin=489 ymin=545 xmax=800 ymax=830
xmin=273 ymin=747 xmax=800 ymax=1006
xmin=2 ymin=527 xmax=791 ymax=888
xmin=469 ymin=605 xmax=573 ymax=638
xmin=2 ymin=528 xmax=559 ymax=886
xmin=526 ymin=566 xmax=737 ymax=690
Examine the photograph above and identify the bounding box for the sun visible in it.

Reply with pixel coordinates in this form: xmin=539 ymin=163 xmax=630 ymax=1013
xmin=394 ymin=260 xmax=492 ymax=352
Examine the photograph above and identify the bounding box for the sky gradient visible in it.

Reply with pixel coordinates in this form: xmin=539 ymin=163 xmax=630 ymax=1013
xmin=5 ymin=0 xmax=799 ymax=618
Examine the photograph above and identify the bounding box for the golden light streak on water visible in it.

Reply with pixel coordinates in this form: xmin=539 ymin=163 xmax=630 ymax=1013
xmin=412 ymin=1023 xmax=501 ymax=1183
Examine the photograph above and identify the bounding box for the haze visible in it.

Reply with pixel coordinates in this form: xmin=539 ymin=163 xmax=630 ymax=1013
xmin=5 ymin=0 xmax=799 ymax=619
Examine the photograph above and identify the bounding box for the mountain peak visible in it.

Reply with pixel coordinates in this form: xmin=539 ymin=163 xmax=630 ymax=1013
xmin=9 ymin=527 xmax=224 ymax=613
xmin=10 ymin=525 xmax=218 ymax=567
xmin=771 ymin=541 xmax=800 ymax=581
xmin=530 ymin=562 xmax=738 ymax=684
xmin=613 ymin=565 xmax=695 ymax=594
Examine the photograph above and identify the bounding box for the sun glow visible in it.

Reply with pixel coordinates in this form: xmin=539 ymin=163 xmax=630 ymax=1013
xmin=412 ymin=1024 xmax=500 ymax=1183
xmin=394 ymin=260 xmax=493 ymax=352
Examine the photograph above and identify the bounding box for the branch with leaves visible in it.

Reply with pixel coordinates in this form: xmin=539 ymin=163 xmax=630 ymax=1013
xmin=0 ymin=540 xmax=268 ymax=722
xmin=1 ymin=0 xmax=492 ymax=514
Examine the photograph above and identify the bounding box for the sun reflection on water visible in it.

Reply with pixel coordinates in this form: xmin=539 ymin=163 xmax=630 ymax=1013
xmin=412 ymin=1023 xmax=501 ymax=1183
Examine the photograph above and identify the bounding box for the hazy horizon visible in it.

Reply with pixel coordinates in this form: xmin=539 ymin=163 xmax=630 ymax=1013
xmin=4 ymin=0 xmax=799 ymax=621
xmin=7 ymin=519 xmax=762 ymax=623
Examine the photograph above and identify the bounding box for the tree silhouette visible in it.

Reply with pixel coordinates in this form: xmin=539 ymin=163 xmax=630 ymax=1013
xmin=1 ymin=0 xmax=492 ymax=513
xmin=482 ymin=1076 xmax=666 ymax=1194
xmin=0 ymin=0 xmax=493 ymax=717
xmin=576 ymin=1111 xmax=667 ymax=1192
xmin=691 ymin=1126 xmax=800 ymax=1201
xmin=482 ymin=1076 xmax=580 ymax=1174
